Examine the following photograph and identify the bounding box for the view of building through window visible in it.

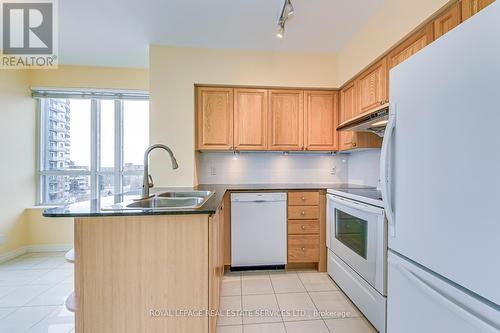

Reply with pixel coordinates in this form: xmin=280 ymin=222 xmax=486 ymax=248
xmin=39 ymin=97 xmax=149 ymax=205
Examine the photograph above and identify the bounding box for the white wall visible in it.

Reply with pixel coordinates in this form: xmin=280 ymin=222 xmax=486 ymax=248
xmin=197 ymin=152 xmax=347 ymax=184
xmin=346 ymin=150 xmax=381 ymax=187
xmin=150 ymin=45 xmax=339 ymax=187
xmin=338 ymin=0 xmax=449 ymax=84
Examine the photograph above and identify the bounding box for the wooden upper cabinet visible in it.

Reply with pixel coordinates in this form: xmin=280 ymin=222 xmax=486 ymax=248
xmin=434 ymin=3 xmax=461 ymax=39
xmin=234 ymin=89 xmax=268 ymax=150
xmin=357 ymin=58 xmax=388 ymax=115
xmin=339 ymin=81 xmax=383 ymax=151
xmin=196 ymin=87 xmax=234 ymax=150
xmin=268 ymin=90 xmax=304 ymax=151
xmin=304 ymin=91 xmax=338 ymax=151
xmin=388 ymin=24 xmax=434 ymax=70
xmin=462 ymin=0 xmax=495 ymax=20
xmin=339 ymin=82 xmax=357 ymax=151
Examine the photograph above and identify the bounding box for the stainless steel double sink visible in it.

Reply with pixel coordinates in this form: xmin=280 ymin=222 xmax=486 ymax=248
xmin=104 ymin=190 xmax=214 ymax=211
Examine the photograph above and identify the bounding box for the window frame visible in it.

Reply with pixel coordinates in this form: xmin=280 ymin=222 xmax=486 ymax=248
xmin=36 ymin=93 xmax=149 ymax=205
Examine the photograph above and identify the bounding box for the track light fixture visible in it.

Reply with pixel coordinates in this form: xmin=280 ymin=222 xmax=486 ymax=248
xmin=277 ymin=0 xmax=294 ymax=39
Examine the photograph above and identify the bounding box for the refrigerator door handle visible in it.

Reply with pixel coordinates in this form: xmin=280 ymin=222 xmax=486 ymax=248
xmin=395 ymin=261 xmax=500 ymax=333
xmin=380 ymin=111 xmax=396 ymax=237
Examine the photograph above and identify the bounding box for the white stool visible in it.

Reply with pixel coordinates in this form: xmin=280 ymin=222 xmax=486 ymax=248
xmin=65 ymin=292 xmax=76 ymax=312
xmin=65 ymin=248 xmax=75 ymax=263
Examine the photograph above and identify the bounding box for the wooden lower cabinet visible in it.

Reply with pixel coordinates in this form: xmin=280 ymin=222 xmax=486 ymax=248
xmin=288 ymin=235 xmax=320 ymax=263
xmin=75 ymin=213 xmax=224 ymax=333
xmin=287 ymin=191 xmax=326 ymax=271
xmin=209 ymin=205 xmax=224 ymax=333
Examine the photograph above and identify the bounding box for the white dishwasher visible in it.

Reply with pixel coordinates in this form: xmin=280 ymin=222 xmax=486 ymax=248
xmin=231 ymin=192 xmax=287 ymax=270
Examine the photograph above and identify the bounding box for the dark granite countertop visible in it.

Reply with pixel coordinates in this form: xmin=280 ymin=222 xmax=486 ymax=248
xmin=43 ymin=183 xmax=370 ymax=218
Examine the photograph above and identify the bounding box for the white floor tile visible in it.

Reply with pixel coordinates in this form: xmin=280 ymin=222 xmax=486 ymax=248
xmin=298 ymin=273 xmax=338 ymax=292
xmin=218 ymin=296 xmax=243 ymax=326
xmin=25 ymin=305 xmax=75 ymax=333
xmin=0 ymin=284 xmax=53 ymax=307
xmin=26 ymin=283 xmax=74 ymax=306
xmin=30 ymin=269 xmax=73 ymax=285
xmin=221 ymin=277 xmax=242 ymax=297
xmin=275 ymin=293 xmax=320 ymax=322
xmin=242 ymin=294 xmax=281 ymax=325
xmin=324 ymin=317 xmax=376 ymax=333
xmin=243 ymin=322 xmax=286 ymax=333
xmin=0 ymin=305 xmax=57 ymax=333
xmin=0 ymin=307 xmax=17 ymax=320
xmin=242 ymin=276 xmax=274 ymax=296
xmin=284 ymin=320 xmax=330 ymax=333
xmin=309 ymin=291 xmax=359 ymax=319
xmin=270 ymin=274 xmax=306 ymax=294
xmin=0 ymin=286 xmax=17 ymax=299
xmin=216 ymin=325 xmax=243 ymax=333
xmin=0 ymin=269 xmax=51 ymax=286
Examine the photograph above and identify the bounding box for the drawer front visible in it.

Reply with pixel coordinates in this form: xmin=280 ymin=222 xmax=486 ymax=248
xmin=288 ymin=206 xmax=320 ymax=220
xmin=288 ymin=191 xmax=320 ymax=206
xmin=288 ymin=235 xmax=320 ymax=263
xmin=288 ymin=220 xmax=319 ymax=235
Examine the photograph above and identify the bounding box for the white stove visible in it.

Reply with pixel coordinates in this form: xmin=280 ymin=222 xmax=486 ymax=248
xmin=326 ymin=186 xmax=387 ymax=333
xmin=327 ymin=187 xmax=383 ymax=208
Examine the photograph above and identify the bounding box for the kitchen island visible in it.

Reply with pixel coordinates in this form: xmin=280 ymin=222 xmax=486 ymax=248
xmin=44 ymin=183 xmax=358 ymax=333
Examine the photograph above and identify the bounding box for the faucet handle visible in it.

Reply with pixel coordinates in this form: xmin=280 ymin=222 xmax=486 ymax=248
xmin=148 ymin=174 xmax=154 ymax=188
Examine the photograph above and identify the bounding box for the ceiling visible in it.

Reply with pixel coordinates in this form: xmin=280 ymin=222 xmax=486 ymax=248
xmin=59 ymin=0 xmax=384 ymax=68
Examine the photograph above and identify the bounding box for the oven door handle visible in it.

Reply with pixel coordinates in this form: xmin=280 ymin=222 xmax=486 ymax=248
xmin=330 ymin=196 xmax=384 ymax=215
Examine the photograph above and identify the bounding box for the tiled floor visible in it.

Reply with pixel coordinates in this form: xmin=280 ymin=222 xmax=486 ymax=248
xmin=0 ymin=252 xmax=74 ymax=333
xmin=218 ymin=271 xmax=377 ymax=333
xmin=0 ymin=253 xmax=376 ymax=333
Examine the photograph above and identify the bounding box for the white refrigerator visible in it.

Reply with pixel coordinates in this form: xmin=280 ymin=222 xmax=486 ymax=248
xmin=381 ymin=2 xmax=500 ymax=332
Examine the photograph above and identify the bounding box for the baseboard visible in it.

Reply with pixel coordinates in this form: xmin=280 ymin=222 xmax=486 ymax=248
xmin=0 ymin=243 xmax=73 ymax=264
xmin=0 ymin=247 xmax=28 ymax=264
xmin=27 ymin=244 xmax=73 ymax=252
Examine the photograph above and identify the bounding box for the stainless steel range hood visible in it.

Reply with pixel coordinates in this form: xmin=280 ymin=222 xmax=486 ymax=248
xmin=337 ymin=103 xmax=389 ymax=137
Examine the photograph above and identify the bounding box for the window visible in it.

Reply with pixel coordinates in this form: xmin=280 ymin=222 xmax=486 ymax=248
xmin=36 ymin=90 xmax=149 ymax=205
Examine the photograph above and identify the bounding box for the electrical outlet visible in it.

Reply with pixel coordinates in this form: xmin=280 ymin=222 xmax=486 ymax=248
xmin=210 ymin=166 xmax=217 ymax=176
xmin=330 ymin=167 xmax=337 ymax=175
xmin=0 ymin=234 xmax=5 ymax=246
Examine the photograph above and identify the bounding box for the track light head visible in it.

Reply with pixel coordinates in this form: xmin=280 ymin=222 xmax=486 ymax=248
xmin=285 ymin=0 xmax=294 ymax=16
xmin=276 ymin=0 xmax=294 ymax=39
xmin=277 ymin=24 xmax=285 ymax=39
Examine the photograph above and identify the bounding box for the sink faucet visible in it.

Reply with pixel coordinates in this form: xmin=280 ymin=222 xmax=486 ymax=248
xmin=142 ymin=144 xmax=179 ymax=198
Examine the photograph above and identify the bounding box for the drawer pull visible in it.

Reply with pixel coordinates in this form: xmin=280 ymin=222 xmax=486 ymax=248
xmin=301 ymin=247 xmax=306 ymax=251
xmin=301 ymin=196 xmax=306 ymax=201
xmin=301 ymin=225 xmax=306 ymax=230
xmin=301 ymin=211 xmax=306 ymax=216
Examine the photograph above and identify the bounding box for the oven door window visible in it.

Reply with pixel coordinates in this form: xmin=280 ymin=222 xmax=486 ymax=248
xmin=335 ymin=209 xmax=368 ymax=259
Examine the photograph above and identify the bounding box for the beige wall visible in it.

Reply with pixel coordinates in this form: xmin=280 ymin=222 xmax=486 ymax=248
xmin=149 ymin=45 xmax=339 ymax=186
xmin=29 ymin=65 xmax=149 ymax=90
xmin=338 ymin=0 xmax=450 ymax=85
xmin=0 ymin=70 xmax=34 ymax=255
xmin=0 ymin=65 xmax=150 ymax=256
